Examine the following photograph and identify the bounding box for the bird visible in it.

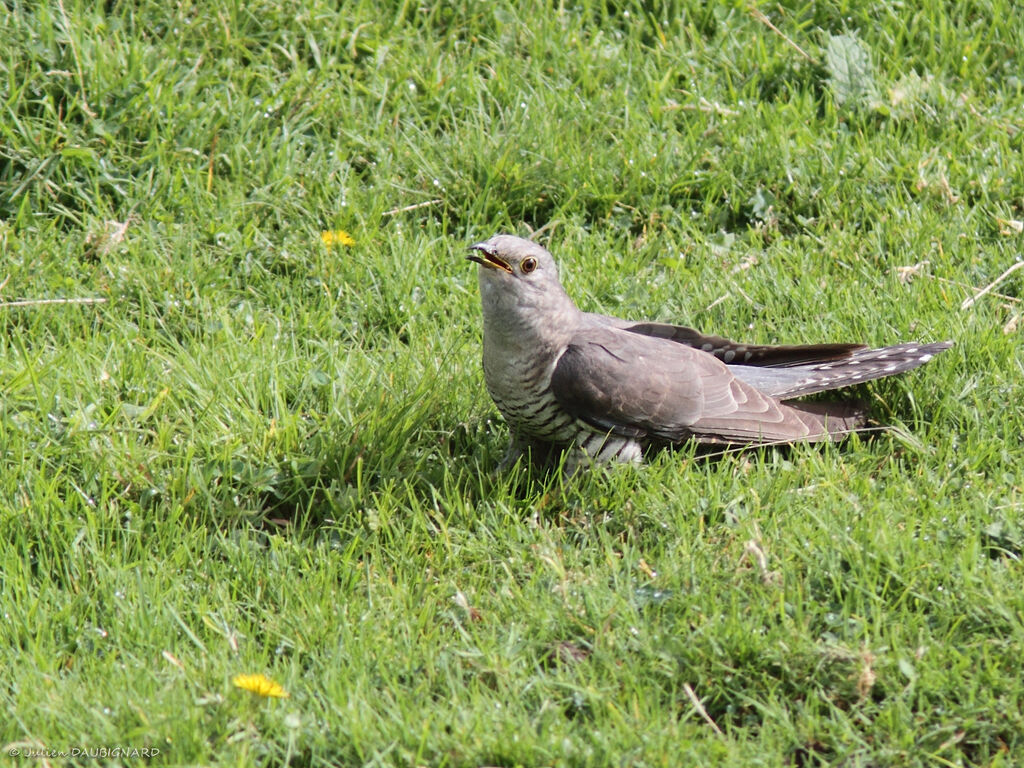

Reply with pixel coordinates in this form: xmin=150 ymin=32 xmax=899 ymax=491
xmin=467 ymin=234 xmax=952 ymax=472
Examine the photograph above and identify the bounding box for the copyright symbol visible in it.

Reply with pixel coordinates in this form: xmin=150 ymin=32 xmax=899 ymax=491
xmin=8 ymin=748 xmax=19 ymax=757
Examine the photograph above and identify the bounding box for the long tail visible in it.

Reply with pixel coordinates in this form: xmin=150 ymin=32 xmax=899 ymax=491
xmin=729 ymin=341 xmax=954 ymax=399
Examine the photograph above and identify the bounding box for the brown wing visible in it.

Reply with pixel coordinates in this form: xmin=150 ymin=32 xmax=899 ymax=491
xmin=550 ymin=327 xmax=862 ymax=446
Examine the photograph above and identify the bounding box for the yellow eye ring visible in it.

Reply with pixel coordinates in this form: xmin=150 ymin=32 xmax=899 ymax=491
xmin=521 ymin=257 xmax=537 ymax=274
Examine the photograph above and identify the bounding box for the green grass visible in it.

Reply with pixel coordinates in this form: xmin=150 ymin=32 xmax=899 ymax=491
xmin=2 ymin=0 xmax=1023 ymax=764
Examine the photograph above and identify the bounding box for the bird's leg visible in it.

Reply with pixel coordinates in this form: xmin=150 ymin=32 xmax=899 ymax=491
xmin=561 ymin=447 xmax=592 ymax=479
xmin=498 ymin=432 xmax=565 ymax=471
xmin=496 ymin=433 xmax=528 ymax=472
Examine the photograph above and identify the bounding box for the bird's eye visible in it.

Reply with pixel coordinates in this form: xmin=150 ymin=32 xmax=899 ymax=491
xmin=521 ymin=257 xmax=537 ymax=274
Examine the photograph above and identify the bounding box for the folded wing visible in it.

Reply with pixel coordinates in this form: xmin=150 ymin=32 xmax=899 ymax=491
xmin=550 ymin=327 xmax=863 ymax=446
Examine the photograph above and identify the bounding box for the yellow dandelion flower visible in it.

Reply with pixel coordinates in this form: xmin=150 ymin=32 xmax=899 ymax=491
xmin=321 ymin=229 xmax=355 ymax=247
xmin=232 ymin=673 xmax=290 ymax=698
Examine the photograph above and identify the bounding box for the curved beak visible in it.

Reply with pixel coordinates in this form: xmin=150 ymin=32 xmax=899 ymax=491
xmin=467 ymin=243 xmax=513 ymax=274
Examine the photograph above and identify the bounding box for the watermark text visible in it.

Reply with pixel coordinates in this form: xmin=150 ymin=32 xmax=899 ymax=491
xmin=8 ymin=745 xmax=161 ymax=760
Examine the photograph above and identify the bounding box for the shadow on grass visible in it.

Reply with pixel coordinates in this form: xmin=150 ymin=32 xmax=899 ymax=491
xmin=182 ymin=413 xmax=569 ymax=533
xmin=197 ymin=413 xmax=902 ymax=535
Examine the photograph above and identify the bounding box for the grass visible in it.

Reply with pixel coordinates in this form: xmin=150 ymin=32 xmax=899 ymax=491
xmin=2 ymin=0 xmax=1023 ymax=764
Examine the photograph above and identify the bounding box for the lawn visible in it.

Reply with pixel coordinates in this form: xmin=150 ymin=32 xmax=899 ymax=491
xmin=2 ymin=0 xmax=1023 ymax=765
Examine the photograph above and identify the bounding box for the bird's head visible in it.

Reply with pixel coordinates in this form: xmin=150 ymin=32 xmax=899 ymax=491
xmin=467 ymin=234 xmax=579 ymax=345
xmin=468 ymin=235 xmax=566 ymax=304
xmin=468 ymin=234 xmax=556 ymax=277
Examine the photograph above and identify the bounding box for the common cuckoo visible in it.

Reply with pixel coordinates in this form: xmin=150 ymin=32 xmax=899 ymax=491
xmin=468 ymin=234 xmax=952 ymax=470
